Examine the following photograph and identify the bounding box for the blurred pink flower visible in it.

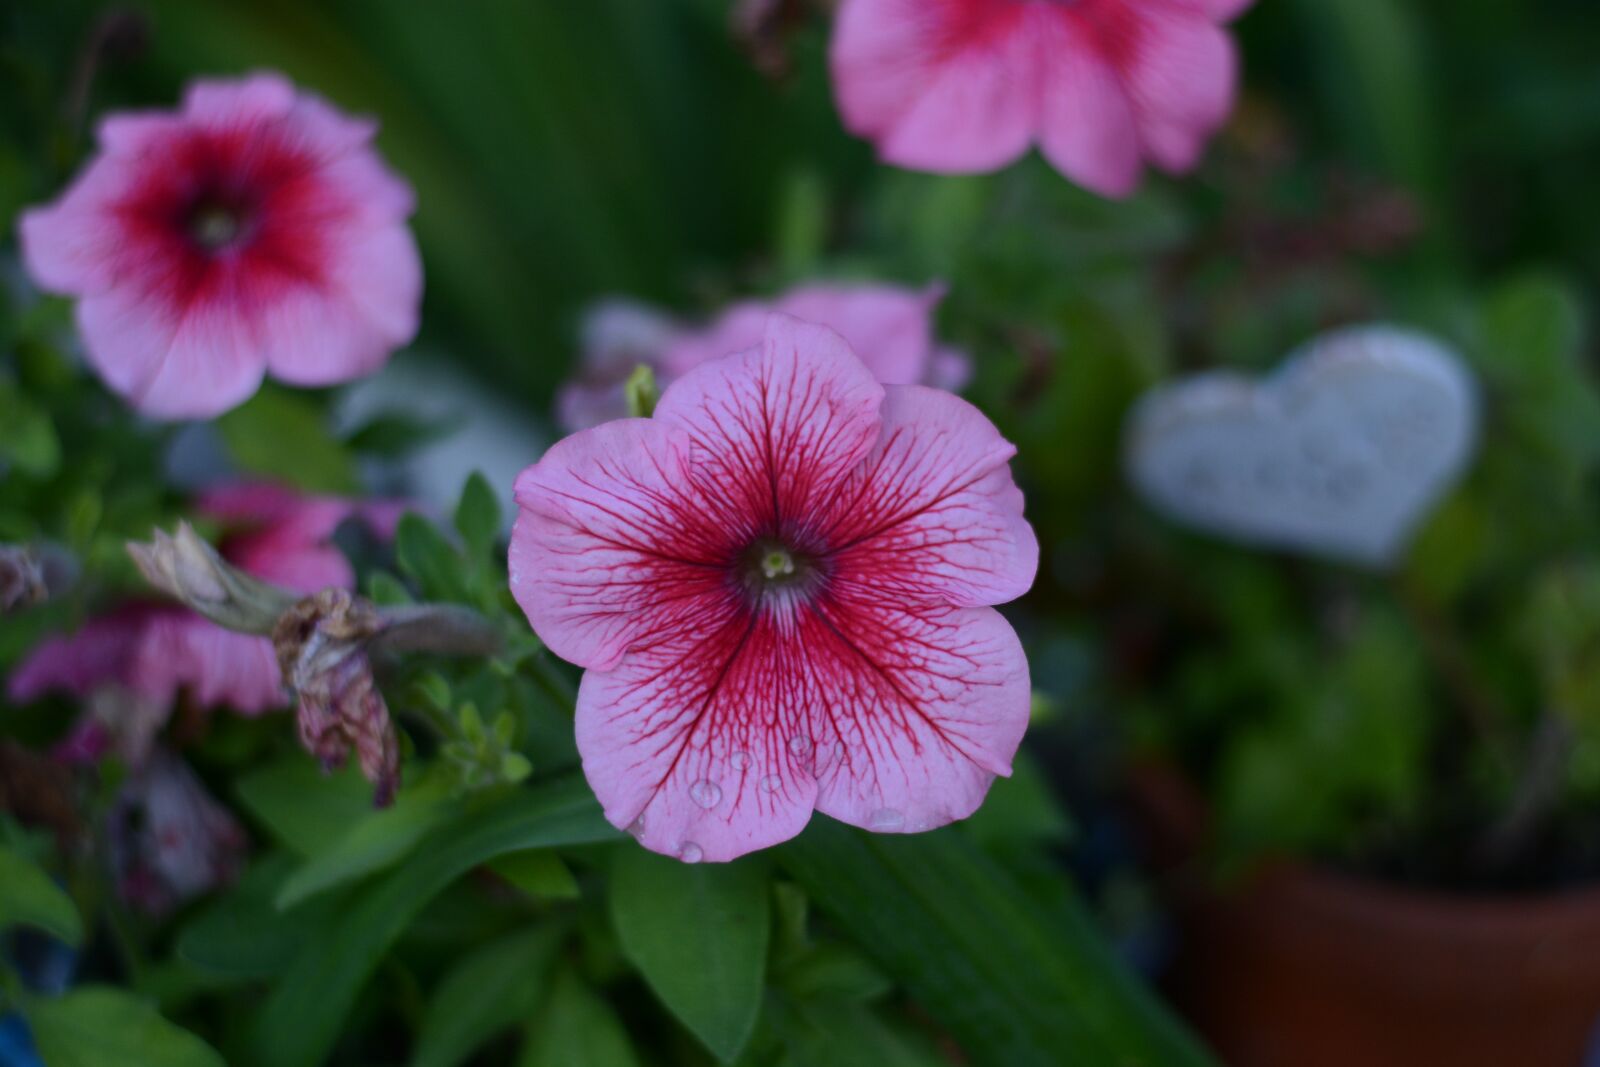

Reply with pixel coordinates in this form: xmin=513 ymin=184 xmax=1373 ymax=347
xmin=18 ymin=71 xmax=421 ymax=419
xmin=9 ymin=483 xmax=403 ymax=763
xmin=109 ymin=749 xmax=247 ymax=914
xmin=829 ymin=0 xmax=1253 ymax=197
xmin=513 ymin=314 xmax=1036 ymax=862
xmin=557 ymin=282 xmax=969 ymax=432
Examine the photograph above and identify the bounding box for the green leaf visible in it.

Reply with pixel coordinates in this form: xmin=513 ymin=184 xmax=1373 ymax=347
xmin=780 ymin=942 xmax=892 ymax=1004
xmin=216 ymin=386 xmax=358 ymax=494
xmin=235 ymin=759 xmax=376 ymax=856
xmin=275 ymin=782 xmax=457 ymax=909
xmin=26 ymin=987 xmax=224 ymax=1067
xmin=610 ymin=846 xmax=769 ymax=1063
xmin=345 ymin=410 xmax=462 ymax=458
xmin=454 ymin=471 xmax=503 ymax=561
xmin=517 ymin=969 xmax=641 ymax=1067
xmin=778 ymin=821 xmax=1217 ymax=1067
xmin=762 ymin=995 xmax=947 ymax=1067
xmin=0 ymin=845 xmax=82 ymax=945
xmin=177 ymin=855 xmax=344 ymax=979
xmin=396 ymin=512 xmax=471 ymax=603
xmin=413 ymin=924 xmax=565 ymax=1067
xmin=253 ymin=774 xmax=617 ymax=1067
xmin=0 ymin=383 xmax=61 ymax=478
xmin=488 ymin=849 xmax=581 ymax=900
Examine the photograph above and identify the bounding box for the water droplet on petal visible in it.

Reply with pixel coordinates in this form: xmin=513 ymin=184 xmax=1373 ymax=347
xmin=730 ymin=751 xmax=750 ymax=770
xmin=678 ymin=841 xmax=704 ymax=863
xmin=758 ymin=774 xmax=781 ymax=794
xmin=788 ymin=735 xmax=812 ymax=758
xmin=626 ymin=815 xmax=646 ymax=838
xmin=867 ymin=808 xmax=904 ymax=832
xmin=689 ymin=779 xmax=722 ymax=809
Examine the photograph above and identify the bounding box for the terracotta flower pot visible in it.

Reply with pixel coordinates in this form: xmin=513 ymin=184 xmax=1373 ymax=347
xmin=1130 ymin=765 xmax=1600 ymax=1067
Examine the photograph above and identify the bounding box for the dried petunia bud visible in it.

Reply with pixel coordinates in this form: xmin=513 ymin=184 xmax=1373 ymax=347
xmin=0 ymin=545 xmax=48 ymax=614
xmin=128 ymin=522 xmax=296 ymax=635
xmin=273 ymin=589 xmax=401 ymax=806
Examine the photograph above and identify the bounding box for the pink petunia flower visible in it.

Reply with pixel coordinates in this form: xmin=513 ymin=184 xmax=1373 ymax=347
xmin=513 ymin=315 xmax=1037 ymax=862
xmin=558 ymin=282 xmax=970 ymax=432
xmin=829 ymin=0 xmax=1253 ymax=197
xmin=8 ymin=483 xmax=402 ymax=763
xmin=18 ymin=71 xmax=421 ymax=419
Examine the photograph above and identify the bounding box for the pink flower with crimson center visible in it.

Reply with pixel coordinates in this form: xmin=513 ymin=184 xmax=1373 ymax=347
xmin=829 ymin=0 xmax=1254 ymax=197
xmin=512 ymin=314 xmax=1037 ymax=862
xmin=17 ymin=71 xmax=421 ymax=419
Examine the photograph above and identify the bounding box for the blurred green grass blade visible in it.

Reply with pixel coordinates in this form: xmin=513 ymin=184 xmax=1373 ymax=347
xmin=252 ymin=774 xmax=618 ymax=1067
xmin=234 ymin=758 xmax=376 ymax=856
xmin=177 ymin=854 xmax=346 ymax=979
xmin=778 ymin=820 xmax=1218 ymax=1067
xmin=611 ymin=847 xmax=770 ymax=1063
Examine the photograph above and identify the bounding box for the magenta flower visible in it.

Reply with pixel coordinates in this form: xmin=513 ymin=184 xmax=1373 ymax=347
xmin=18 ymin=72 xmax=421 ymax=419
xmin=513 ymin=315 xmax=1037 ymax=862
xmin=8 ymin=483 xmax=401 ymax=763
xmin=829 ymin=0 xmax=1253 ymax=197
xmin=558 ymin=282 xmax=969 ymax=432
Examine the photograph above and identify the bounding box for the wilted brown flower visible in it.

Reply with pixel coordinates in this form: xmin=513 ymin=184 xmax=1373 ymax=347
xmin=273 ymin=589 xmax=401 ymax=806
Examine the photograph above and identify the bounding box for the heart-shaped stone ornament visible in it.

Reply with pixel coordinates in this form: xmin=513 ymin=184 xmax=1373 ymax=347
xmin=1124 ymin=324 xmax=1479 ymax=567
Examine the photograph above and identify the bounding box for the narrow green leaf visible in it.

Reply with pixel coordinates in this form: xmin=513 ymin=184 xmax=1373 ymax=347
xmin=234 ymin=759 xmax=376 ymax=856
xmin=26 ymin=987 xmax=224 ymax=1067
xmin=779 ymin=821 xmax=1218 ymax=1067
xmin=275 ymin=782 xmax=456 ymax=909
xmin=254 ymin=775 xmax=616 ymax=1067
xmin=763 ymin=995 xmax=947 ymax=1067
xmin=454 ymin=471 xmax=503 ymax=561
xmin=517 ymin=969 xmax=641 ymax=1067
xmin=177 ymin=854 xmax=345 ymax=979
xmin=0 ymin=845 xmax=82 ymax=946
xmin=412 ymin=924 xmax=565 ymax=1067
xmin=610 ymin=846 xmax=769 ymax=1063
xmin=488 ymin=849 xmax=581 ymax=900
xmin=216 ymin=386 xmax=357 ymax=494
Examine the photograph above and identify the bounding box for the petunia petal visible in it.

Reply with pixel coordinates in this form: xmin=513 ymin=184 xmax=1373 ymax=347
xmin=819 ymin=385 xmax=1038 ymax=608
xmin=1032 ymin=7 xmax=1144 ymax=198
xmin=654 ymin=314 xmax=885 ymax=544
xmin=576 ymin=601 xmax=822 ymax=863
xmin=511 ymin=418 xmax=735 ymax=672
xmin=809 ymin=600 xmax=1030 ymax=834
xmin=1120 ymin=5 xmax=1238 ymax=173
xmin=831 ymin=0 xmax=1037 ymax=174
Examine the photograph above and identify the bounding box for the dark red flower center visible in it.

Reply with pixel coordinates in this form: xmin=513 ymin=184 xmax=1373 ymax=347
xmin=737 ymin=538 xmax=826 ymax=607
xmin=183 ymin=192 xmax=256 ymax=253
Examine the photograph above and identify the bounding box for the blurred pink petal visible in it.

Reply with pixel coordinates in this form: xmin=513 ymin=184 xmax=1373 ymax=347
xmin=512 ymin=314 xmax=1037 ymax=861
xmin=6 ymin=483 xmax=405 ymax=758
xmin=17 ymin=70 xmax=420 ymax=419
xmin=829 ymin=0 xmax=1249 ymax=195
xmin=560 ymin=283 xmax=966 ymax=432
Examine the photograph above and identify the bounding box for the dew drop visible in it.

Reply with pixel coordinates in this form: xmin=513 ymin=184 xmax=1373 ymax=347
xmin=758 ymin=774 xmax=781 ymax=794
xmin=867 ymin=808 xmax=905 ymax=832
xmin=626 ymin=815 xmax=646 ymax=839
xmin=788 ymin=735 xmax=813 ymax=758
xmin=689 ymin=779 xmax=722 ymax=809
xmin=729 ymin=751 xmax=751 ymax=771
xmin=678 ymin=842 xmax=704 ymax=863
